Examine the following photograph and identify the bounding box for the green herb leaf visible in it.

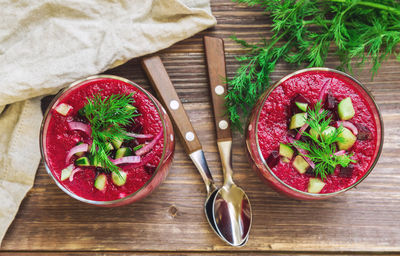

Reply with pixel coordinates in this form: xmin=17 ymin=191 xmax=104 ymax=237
xmin=228 ymin=0 xmax=400 ymax=130
xmin=293 ymin=101 xmax=356 ymax=179
xmin=83 ymin=93 xmax=139 ymax=175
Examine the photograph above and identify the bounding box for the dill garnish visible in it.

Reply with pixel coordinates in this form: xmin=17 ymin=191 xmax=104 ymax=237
xmin=227 ymin=0 xmax=400 ymax=130
xmin=82 ymin=93 xmax=139 ymax=175
xmin=293 ymin=101 xmax=355 ymax=180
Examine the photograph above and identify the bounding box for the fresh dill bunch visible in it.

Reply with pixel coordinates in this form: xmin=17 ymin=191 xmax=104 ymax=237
xmin=83 ymin=93 xmax=139 ymax=175
xmin=228 ymin=0 xmax=400 ymax=130
xmin=293 ymin=101 xmax=355 ymax=180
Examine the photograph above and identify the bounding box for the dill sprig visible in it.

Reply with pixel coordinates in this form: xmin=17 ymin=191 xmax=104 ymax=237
xmin=293 ymin=101 xmax=355 ymax=179
xmin=83 ymin=93 xmax=139 ymax=175
xmin=228 ymin=0 xmax=400 ymax=130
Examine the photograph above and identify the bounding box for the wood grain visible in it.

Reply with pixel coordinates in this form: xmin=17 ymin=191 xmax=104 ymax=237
xmin=204 ymin=36 xmax=232 ymax=141
xmin=1 ymin=0 xmax=400 ymax=254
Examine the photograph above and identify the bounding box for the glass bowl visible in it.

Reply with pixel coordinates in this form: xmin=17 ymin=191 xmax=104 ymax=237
xmin=246 ymin=68 xmax=384 ymax=200
xmin=40 ymin=75 xmax=175 ymax=207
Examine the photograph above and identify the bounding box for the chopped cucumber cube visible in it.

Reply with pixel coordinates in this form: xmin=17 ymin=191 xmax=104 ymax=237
xmin=75 ymin=157 xmax=90 ymax=166
xmin=293 ymin=155 xmax=310 ymax=174
xmin=279 ymin=143 xmax=294 ymax=163
xmin=61 ymin=164 xmax=74 ymax=181
xmin=338 ymin=97 xmax=355 ymax=120
xmin=75 ymin=142 xmax=85 ymax=157
xmin=126 ymin=104 xmax=136 ymax=111
xmin=295 ymin=102 xmax=308 ymax=112
xmin=91 ymin=156 xmax=104 ymax=168
xmin=321 ymin=126 xmax=336 ymax=141
xmin=105 ymin=142 xmax=114 ymax=151
xmin=133 ymin=144 xmax=144 ymax=151
xmin=55 ymin=103 xmax=73 ymax=116
xmin=309 ymin=128 xmax=319 ymax=140
xmin=337 ymin=127 xmax=357 ymax=150
xmin=94 ymin=174 xmax=107 ymax=191
xmin=112 ymin=171 xmax=127 ymax=186
xmin=289 ymin=113 xmax=307 ymax=130
xmin=308 ymin=178 xmax=325 ymax=193
xmin=112 ymin=137 xmax=124 ymax=149
xmin=115 ymin=147 xmax=133 ymax=159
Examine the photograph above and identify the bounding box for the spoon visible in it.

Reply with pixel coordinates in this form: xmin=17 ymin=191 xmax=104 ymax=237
xmin=141 ymin=56 xmax=223 ymax=242
xmin=204 ymin=36 xmax=252 ymax=246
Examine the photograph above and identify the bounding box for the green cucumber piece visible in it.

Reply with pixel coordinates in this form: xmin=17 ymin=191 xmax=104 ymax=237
xmin=338 ymin=97 xmax=355 ymax=120
xmin=112 ymin=137 xmax=123 ymax=149
xmin=337 ymin=127 xmax=357 ymax=150
xmin=308 ymin=178 xmax=326 ymax=193
xmin=295 ymin=102 xmax=308 ymax=112
xmin=61 ymin=164 xmax=74 ymax=181
xmin=105 ymin=142 xmax=114 ymax=151
xmin=75 ymin=142 xmax=85 ymax=157
xmin=309 ymin=128 xmax=319 ymax=140
xmin=75 ymin=157 xmax=90 ymax=166
xmin=126 ymin=104 xmax=136 ymax=111
xmin=112 ymin=171 xmax=127 ymax=186
xmin=279 ymin=143 xmax=294 ymax=163
xmin=115 ymin=147 xmax=133 ymax=159
xmin=91 ymin=156 xmax=104 ymax=168
xmin=55 ymin=103 xmax=73 ymax=116
xmin=133 ymin=144 xmax=144 ymax=151
xmin=94 ymin=174 xmax=107 ymax=191
xmin=321 ymin=126 xmax=336 ymax=141
xmin=293 ymin=155 xmax=310 ymax=174
xmin=289 ymin=113 xmax=307 ymax=130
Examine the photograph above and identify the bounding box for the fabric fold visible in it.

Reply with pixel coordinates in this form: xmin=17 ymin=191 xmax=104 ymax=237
xmin=0 ymin=0 xmax=216 ymax=245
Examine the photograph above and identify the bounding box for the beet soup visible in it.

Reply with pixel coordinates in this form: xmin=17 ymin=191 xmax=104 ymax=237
xmin=246 ymin=68 xmax=383 ymax=200
xmin=41 ymin=76 xmax=174 ymax=206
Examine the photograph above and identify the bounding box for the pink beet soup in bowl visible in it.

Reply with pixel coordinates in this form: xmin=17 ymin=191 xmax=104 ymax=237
xmin=40 ymin=75 xmax=174 ymax=207
xmin=246 ymin=68 xmax=383 ymax=200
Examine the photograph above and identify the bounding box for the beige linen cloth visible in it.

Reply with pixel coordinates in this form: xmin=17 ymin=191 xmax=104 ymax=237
xmin=0 ymin=0 xmax=216 ymax=245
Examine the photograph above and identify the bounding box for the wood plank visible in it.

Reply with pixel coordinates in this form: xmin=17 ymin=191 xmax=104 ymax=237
xmin=1 ymin=0 xmax=400 ymax=253
xmin=0 ymin=252 xmax=398 ymax=256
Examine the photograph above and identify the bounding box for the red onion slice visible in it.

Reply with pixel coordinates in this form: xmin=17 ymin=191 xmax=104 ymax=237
xmin=135 ymin=129 xmax=163 ymax=156
xmin=295 ymin=123 xmax=309 ymax=140
xmin=111 ymin=156 xmax=141 ymax=165
xmin=336 ymin=121 xmax=358 ymax=135
xmin=318 ymin=78 xmax=332 ymax=103
xmin=69 ymin=167 xmax=84 ymax=182
xmin=334 ymin=150 xmax=346 ymax=156
xmin=126 ymin=132 xmax=154 ymax=139
xmin=65 ymin=143 xmax=89 ymax=164
xmin=68 ymin=121 xmax=92 ymax=136
xmin=287 ymin=137 xmax=315 ymax=169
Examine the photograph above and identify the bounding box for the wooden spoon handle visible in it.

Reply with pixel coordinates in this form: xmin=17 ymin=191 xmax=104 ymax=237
xmin=203 ymin=36 xmax=232 ymax=142
xmin=141 ymin=56 xmax=202 ymax=154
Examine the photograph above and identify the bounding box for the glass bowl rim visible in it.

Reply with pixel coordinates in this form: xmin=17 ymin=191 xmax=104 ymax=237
xmin=40 ymin=75 xmax=170 ymax=205
xmin=253 ymin=67 xmax=384 ymax=198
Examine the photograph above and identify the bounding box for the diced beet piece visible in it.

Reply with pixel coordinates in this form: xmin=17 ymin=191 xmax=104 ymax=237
xmin=266 ymin=151 xmax=280 ymax=168
xmin=74 ymin=114 xmax=89 ymax=124
xmin=339 ymin=164 xmax=354 ymax=178
xmin=300 ymin=135 xmax=312 ymax=144
xmin=326 ymin=110 xmax=339 ymax=123
xmin=305 ymin=167 xmax=315 ymax=177
xmin=356 ymin=124 xmax=372 ymax=140
xmin=122 ymin=138 xmax=139 ymax=148
xmin=287 ymin=129 xmax=297 ymax=138
xmin=325 ymin=92 xmax=338 ymax=110
xmin=144 ymin=164 xmax=157 ymax=175
xmin=290 ymin=94 xmax=310 ymax=115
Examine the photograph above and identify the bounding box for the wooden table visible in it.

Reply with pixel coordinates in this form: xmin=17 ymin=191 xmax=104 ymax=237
xmin=1 ymin=0 xmax=400 ymax=255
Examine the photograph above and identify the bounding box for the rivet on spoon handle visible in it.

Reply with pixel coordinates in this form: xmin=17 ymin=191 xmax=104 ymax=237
xmin=203 ymin=36 xmax=232 ymax=142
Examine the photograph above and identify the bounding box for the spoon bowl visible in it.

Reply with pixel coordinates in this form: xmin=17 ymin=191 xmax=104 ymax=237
xmin=213 ymin=184 xmax=252 ymax=246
